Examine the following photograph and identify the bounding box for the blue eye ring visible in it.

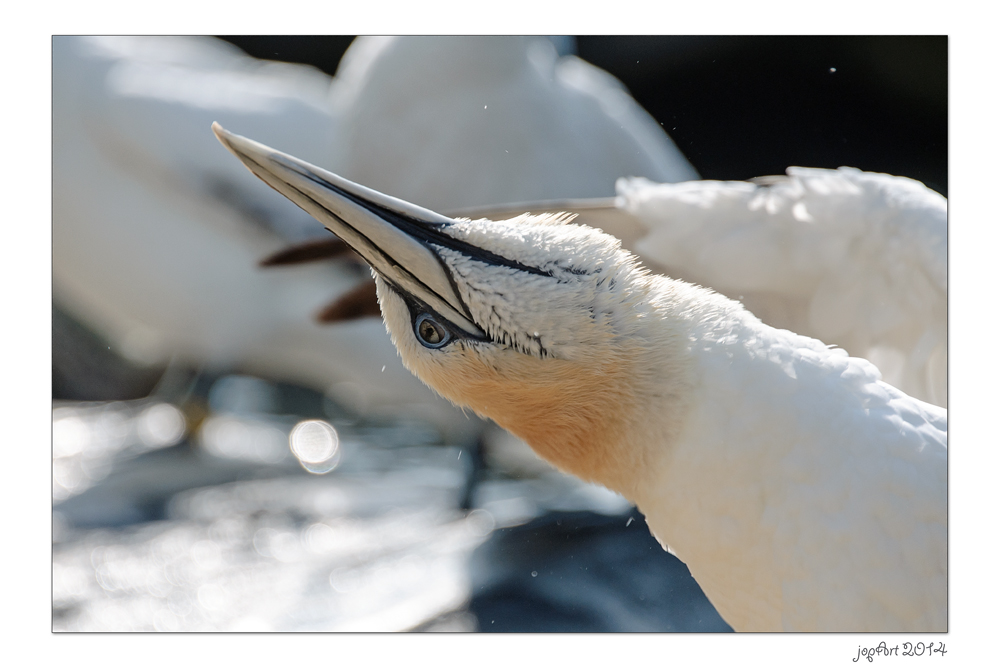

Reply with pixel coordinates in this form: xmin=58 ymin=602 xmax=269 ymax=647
xmin=415 ymin=313 xmax=452 ymax=349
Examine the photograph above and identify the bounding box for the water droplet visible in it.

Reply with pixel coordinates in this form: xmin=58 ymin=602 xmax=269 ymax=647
xmin=531 ymin=571 xmax=538 ymax=578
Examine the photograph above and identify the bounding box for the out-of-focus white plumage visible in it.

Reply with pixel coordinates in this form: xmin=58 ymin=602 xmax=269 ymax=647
xmin=212 ymin=126 xmax=947 ymax=631
xmin=52 ymin=36 xmax=434 ymax=429
xmin=52 ymin=35 xmax=695 ymax=436
xmin=333 ymin=36 xmax=696 ymax=210
xmin=617 ymin=168 xmax=947 ymax=407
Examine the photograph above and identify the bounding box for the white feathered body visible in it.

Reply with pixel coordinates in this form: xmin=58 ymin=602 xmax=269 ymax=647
xmin=626 ymin=277 xmax=947 ymax=631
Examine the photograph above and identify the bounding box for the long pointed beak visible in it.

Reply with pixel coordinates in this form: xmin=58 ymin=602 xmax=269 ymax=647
xmin=212 ymin=123 xmax=484 ymax=337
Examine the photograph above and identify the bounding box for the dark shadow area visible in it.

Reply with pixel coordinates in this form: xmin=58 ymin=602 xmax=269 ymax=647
xmin=469 ymin=509 xmax=733 ymax=632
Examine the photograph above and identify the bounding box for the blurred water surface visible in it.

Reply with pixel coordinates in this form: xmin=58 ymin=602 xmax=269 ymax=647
xmin=52 ymin=372 xmax=730 ymax=632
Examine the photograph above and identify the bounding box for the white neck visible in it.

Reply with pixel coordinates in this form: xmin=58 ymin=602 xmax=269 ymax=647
xmin=622 ymin=277 xmax=813 ymax=631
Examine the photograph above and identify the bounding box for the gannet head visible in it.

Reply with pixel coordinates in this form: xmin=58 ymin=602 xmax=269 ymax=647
xmin=214 ymin=124 xmax=686 ymax=493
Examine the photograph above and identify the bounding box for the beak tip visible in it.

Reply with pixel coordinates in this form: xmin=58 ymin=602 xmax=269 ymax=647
xmin=211 ymin=123 xmax=262 ymax=174
xmin=211 ymin=122 xmax=236 ymax=152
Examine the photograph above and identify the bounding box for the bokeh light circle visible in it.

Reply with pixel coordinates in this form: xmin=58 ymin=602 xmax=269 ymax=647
xmin=289 ymin=420 xmax=340 ymax=474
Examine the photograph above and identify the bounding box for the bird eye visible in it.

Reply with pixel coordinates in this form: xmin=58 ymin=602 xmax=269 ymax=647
xmin=415 ymin=313 xmax=451 ymax=349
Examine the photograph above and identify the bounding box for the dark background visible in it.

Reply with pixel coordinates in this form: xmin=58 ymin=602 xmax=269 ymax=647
xmin=218 ymin=35 xmax=947 ymax=195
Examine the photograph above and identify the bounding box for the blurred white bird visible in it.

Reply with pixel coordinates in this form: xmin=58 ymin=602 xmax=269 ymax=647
xmin=331 ymin=36 xmax=696 ymax=210
xmin=214 ymin=126 xmax=947 ymax=632
xmin=620 ymin=169 xmax=947 ymax=407
xmin=52 ymin=35 xmax=695 ymax=439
